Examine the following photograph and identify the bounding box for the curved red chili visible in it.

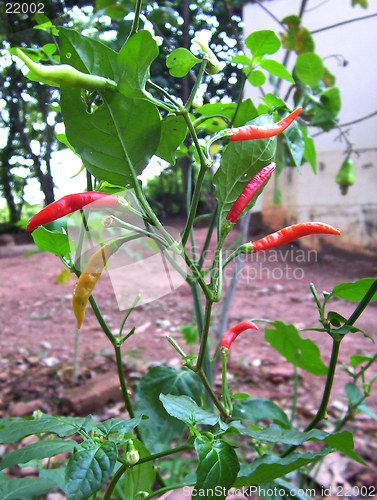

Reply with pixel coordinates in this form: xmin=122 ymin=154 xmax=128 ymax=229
xmin=229 ymin=107 xmax=302 ymax=141
xmin=226 ymin=163 xmax=276 ymax=224
xmin=26 ymin=192 xmax=120 ymax=232
xmin=251 ymin=222 xmax=340 ymax=253
xmin=220 ymin=320 xmax=258 ymax=349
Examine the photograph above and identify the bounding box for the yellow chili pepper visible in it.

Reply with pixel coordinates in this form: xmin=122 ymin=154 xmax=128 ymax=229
xmin=72 ymin=237 xmax=128 ymax=329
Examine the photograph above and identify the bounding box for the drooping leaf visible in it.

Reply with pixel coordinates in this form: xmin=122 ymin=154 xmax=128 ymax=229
xmin=193 ymin=436 xmax=240 ymax=499
xmin=134 ymin=366 xmax=202 ymax=453
xmin=264 ymin=321 xmax=328 ymax=375
xmin=65 ymin=440 xmax=117 ymax=500
xmin=234 ymin=449 xmax=331 ymax=487
xmin=283 ymin=119 xmax=304 ymax=168
xmin=160 ymin=394 xmax=219 ymax=426
xmin=350 ymin=354 xmax=375 ymax=369
xmin=0 ymin=440 xmax=75 ymax=471
xmin=247 ymin=69 xmax=266 ymax=87
xmin=259 ymin=59 xmax=295 ymax=84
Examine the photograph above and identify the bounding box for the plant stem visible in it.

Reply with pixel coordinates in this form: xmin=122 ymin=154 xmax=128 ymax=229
xmin=198 ymin=205 xmax=218 ymax=271
xmin=185 ymin=58 xmax=208 ymax=111
xmin=114 ymin=344 xmax=136 ymax=419
xmin=128 ymin=0 xmax=143 ymax=39
xmin=344 ymin=278 xmax=377 ymax=327
xmin=88 ymin=295 xmax=117 ymax=345
xmin=311 ymin=13 xmax=377 ymax=34
xmin=197 ymin=368 xmax=228 ymax=420
xmin=196 ymin=298 xmax=213 ymax=371
xmin=146 ymin=80 xmax=182 ymax=109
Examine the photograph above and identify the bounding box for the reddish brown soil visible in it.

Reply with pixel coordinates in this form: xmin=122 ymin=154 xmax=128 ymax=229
xmin=0 ymin=222 xmax=377 ymax=492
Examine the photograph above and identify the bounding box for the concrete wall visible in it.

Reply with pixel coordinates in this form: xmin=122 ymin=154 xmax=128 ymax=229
xmin=243 ymin=0 xmax=377 ymax=253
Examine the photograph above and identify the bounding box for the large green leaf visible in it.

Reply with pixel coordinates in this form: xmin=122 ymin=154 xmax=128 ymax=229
xmin=0 ymin=415 xmax=94 ymax=444
xmin=311 ymin=87 xmax=341 ymax=128
xmin=295 ymin=53 xmax=324 ymax=88
xmin=156 ymin=114 xmax=188 ymax=164
xmin=193 ymin=436 xmax=240 ymax=499
xmin=281 ymin=16 xmax=315 ymax=54
xmin=117 ymin=30 xmax=159 ymax=99
xmin=160 ymin=394 xmax=219 ymax=426
xmin=259 ymin=59 xmax=295 ymax=84
xmin=0 ymin=439 xmax=75 ymax=470
xmin=213 ymin=114 xmax=277 ymax=226
xmin=0 ymin=478 xmax=56 ymax=500
xmin=59 ymin=28 xmax=161 ymax=188
xmin=65 ymin=440 xmax=117 ymax=500
xmin=32 ymin=227 xmax=71 ymax=258
xmin=234 ymin=449 xmax=330 ymax=487
xmin=265 ymin=321 xmax=328 ymax=375
xmin=232 ymin=98 xmax=258 ymax=127
xmin=134 ymin=366 xmax=202 ymax=453
xmin=92 ymin=416 xmax=143 ymax=437
xmin=283 ymin=120 xmax=304 ymax=168
xmin=330 ymin=278 xmax=377 ymax=301
xmin=245 ymin=30 xmax=281 ymax=58
xmin=232 ymin=398 xmax=289 ymax=428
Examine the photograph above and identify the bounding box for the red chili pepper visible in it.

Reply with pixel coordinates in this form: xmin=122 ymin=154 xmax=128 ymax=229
xmin=220 ymin=320 xmax=258 ymax=349
xmin=251 ymin=222 xmax=340 ymax=253
xmin=226 ymin=163 xmax=276 ymax=224
xmin=229 ymin=107 xmax=302 ymax=141
xmin=26 ymin=192 xmax=120 ymax=232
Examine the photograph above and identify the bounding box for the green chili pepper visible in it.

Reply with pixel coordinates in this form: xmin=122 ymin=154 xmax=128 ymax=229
xmin=336 ymin=158 xmax=356 ymax=195
xmin=15 ymin=48 xmax=117 ymax=91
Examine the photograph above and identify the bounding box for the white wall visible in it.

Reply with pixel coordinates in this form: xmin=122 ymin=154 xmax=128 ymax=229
xmin=243 ymin=0 xmax=377 ymax=253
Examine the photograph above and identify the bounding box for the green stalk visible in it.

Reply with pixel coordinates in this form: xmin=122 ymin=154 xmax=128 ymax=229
xmin=198 ymin=204 xmax=218 ymax=271
xmin=197 ymin=368 xmax=228 ymax=420
xmin=114 ymin=344 xmax=136 ymax=420
xmin=344 ymin=278 xmax=377 ymax=326
xmin=146 ymin=79 xmax=182 ymax=110
xmin=221 ymin=350 xmax=232 ymax=415
xmin=184 ymin=251 xmax=211 ymax=298
xmin=128 ymin=0 xmax=143 ymax=39
xmin=196 ymin=298 xmax=213 ymax=371
xmin=185 ymin=58 xmax=208 ymax=111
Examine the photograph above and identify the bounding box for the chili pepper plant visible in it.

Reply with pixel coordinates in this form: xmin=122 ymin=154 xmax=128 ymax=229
xmin=1 ymin=4 xmax=377 ymax=500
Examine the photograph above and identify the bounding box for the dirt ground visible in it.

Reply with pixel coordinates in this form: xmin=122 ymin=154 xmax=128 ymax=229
xmin=0 ymin=221 xmax=377 ymax=494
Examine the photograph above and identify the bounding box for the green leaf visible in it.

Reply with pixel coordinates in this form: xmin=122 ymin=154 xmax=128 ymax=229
xmin=230 ymin=55 xmax=253 ymax=66
xmin=134 ymin=366 xmax=202 ymax=453
xmin=283 ymin=119 xmax=304 ymax=168
xmin=265 ymin=321 xmax=328 ymax=375
xmin=0 ymin=415 xmax=93 ymax=444
xmin=350 ymin=354 xmax=374 ymax=369
xmin=345 ymin=382 xmax=364 ymax=406
xmin=232 ymin=398 xmax=290 ymax=428
xmin=194 ymin=102 xmax=236 ymax=119
xmin=301 ymin=127 xmax=316 ymax=173
xmin=259 ymin=59 xmax=294 ymax=84
xmin=281 ymin=16 xmax=314 ymax=54
xmin=233 ymin=98 xmax=259 ymax=127
xmin=160 ymin=394 xmax=219 ymax=426
xmin=213 ymin=113 xmax=277 ymax=226
xmin=59 ymin=28 xmax=161 ymax=188
xmin=262 ymin=94 xmax=286 ymax=109
xmin=352 ymin=0 xmax=368 ymax=7
xmin=180 ymin=324 xmax=199 ymax=345
xmin=330 ymin=278 xmax=377 ymax=301
xmin=311 ymin=87 xmax=341 ymax=128
xmin=234 ymin=449 xmax=330 ymax=487
xmin=247 ymin=69 xmax=266 ymax=87
xmin=92 ymin=416 xmax=143 ymax=437
xmin=32 ymin=227 xmax=71 ymax=258
xmin=121 ymin=439 xmax=156 ymax=498
xmin=324 ymin=431 xmax=366 ymax=465
xmin=0 ymin=440 xmax=75 ymax=470
xmin=193 ymin=436 xmax=240 ymax=499
xmin=156 ymin=114 xmax=187 ymax=164
xmin=166 ymin=48 xmax=200 ymax=77
xmin=245 ymin=30 xmax=281 ymax=58
xmin=0 ymin=478 xmax=56 ymax=500
xmin=39 ymin=467 xmax=66 ymax=492
xmin=295 ymin=53 xmax=324 ymax=88
xmin=117 ymin=30 xmax=159 ymax=99
xmin=148 ymin=6 xmax=179 ymax=27
xmin=65 ymin=440 xmax=118 ymax=500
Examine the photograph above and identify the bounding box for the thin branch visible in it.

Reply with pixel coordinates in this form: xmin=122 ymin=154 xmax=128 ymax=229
xmin=311 ymin=13 xmax=377 ymax=34
xmin=253 ymin=0 xmax=288 ymax=32
xmin=340 ymin=110 xmax=377 ymax=128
